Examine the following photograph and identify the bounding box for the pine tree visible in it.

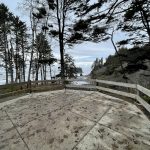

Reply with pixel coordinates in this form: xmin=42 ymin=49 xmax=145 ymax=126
xmin=0 ymin=3 xmax=12 ymax=84
xmin=35 ymin=33 xmax=56 ymax=80
xmin=26 ymin=0 xmax=84 ymax=79
xmin=11 ymin=16 xmax=28 ymax=83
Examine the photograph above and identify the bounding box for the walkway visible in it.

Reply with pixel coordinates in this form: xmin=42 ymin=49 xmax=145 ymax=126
xmin=0 ymin=90 xmax=150 ymax=150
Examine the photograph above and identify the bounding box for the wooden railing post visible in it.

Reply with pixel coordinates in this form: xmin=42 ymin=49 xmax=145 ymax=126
xmin=29 ymin=80 xmax=32 ymax=93
xmin=96 ymin=79 xmax=98 ymax=86
xmin=136 ymin=84 xmax=139 ymax=99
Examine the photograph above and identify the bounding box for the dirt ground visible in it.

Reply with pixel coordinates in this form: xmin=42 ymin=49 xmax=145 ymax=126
xmin=0 ymin=90 xmax=150 ymax=150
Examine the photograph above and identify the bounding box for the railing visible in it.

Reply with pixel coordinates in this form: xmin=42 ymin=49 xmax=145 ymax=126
xmin=0 ymin=80 xmax=63 ymax=99
xmin=65 ymin=78 xmax=150 ymax=113
xmin=0 ymin=78 xmax=150 ymax=113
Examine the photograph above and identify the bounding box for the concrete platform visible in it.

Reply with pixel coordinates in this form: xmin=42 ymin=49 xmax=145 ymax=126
xmin=0 ymin=90 xmax=150 ymax=150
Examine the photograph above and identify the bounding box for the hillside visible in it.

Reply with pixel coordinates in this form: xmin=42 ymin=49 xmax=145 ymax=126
xmin=90 ymin=45 xmax=150 ymax=88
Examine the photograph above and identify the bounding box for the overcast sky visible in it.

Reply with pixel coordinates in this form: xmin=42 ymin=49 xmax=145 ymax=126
xmin=0 ymin=0 xmax=125 ymax=75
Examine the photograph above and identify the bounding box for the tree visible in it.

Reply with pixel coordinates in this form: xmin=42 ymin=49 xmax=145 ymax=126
xmin=76 ymin=67 xmax=83 ymax=76
xmin=76 ymin=0 xmax=150 ymax=45
xmin=0 ymin=3 xmax=10 ymax=84
xmin=35 ymin=33 xmax=56 ymax=80
xmin=91 ymin=58 xmax=103 ymax=70
xmin=20 ymin=0 xmax=40 ymax=81
xmin=11 ymin=16 xmax=28 ymax=82
xmin=28 ymin=0 xmax=39 ymax=82
xmin=64 ymin=54 xmax=76 ymax=78
xmin=58 ymin=53 xmax=77 ymax=79
xmin=117 ymin=0 xmax=150 ymax=44
xmin=104 ymin=45 xmax=149 ymax=75
xmin=69 ymin=0 xmax=150 ymax=81
xmin=27 ymin=0 xmax=84 ymax=79
xmin=19 ymin=21 xmax=28 ymax=82
xmin=0 ymin=3 xmax=33 ymax=84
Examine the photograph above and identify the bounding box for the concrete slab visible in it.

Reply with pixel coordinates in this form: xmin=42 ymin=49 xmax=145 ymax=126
xmin=17 ymin=109 xmax=94 ymax=150
xmin=5 ymin=99 xmax=60 ymax=127
xmin=2 ymin=90 xmax=92 ymax=128
xmin=32 ymin=90 xmax=93 ymax=107
xmin=99 ymin=103 xmax=150 ymax=146
xmin=0 ymin=90 xmax=150 ymax=150
xmin=76 ymin=124 xmax=150 ymax=150
xmin=0 ymin=128 xmax=28 ymax=150
xmin=90 ymin=92 xmax=128 ymax=107
xmin=71 ymin=97 xmax=110 ymax=122
xmin=0 ymin=110 xmax=14 ymax=135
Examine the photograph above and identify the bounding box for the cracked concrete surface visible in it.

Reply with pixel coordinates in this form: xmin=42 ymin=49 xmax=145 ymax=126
xmin=0 ymin=90 xmax=150 ymax=150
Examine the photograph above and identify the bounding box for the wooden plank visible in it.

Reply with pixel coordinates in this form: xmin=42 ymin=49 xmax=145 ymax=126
xmin=65 ymin=79 xmax=96 ymax=86
xmin=0 ymin=89 xmax=27 ymax=98
xmin=66 ymin=79 xmax=136 ymax=88
xmin=66 ymin=79 xmax=95 ymax=82
xmin=66 ymin=79 xmax=88 ymax=82
xmin=0 ymin=82 xmax=28 ymax=88
xmin=66 ymin=85 xmax=136 ymax=99
xmin=96 ymin=79 xmax=136 ymax=88
xmin=31 ymin=79 xmax=61 ymax=84
xmin=66 ymin=85 xmax=96 ymax=90
xmin=137 ymin=85 xmax=150 ymax=97
xmin=96 ymin=86 xmax=136 ymax=99
xmin=136 ymin=96 xmax=150 ymax=113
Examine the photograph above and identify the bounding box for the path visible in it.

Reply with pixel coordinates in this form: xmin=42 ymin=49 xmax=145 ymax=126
xmin=0 ymin=90 xmax=150 ymax=150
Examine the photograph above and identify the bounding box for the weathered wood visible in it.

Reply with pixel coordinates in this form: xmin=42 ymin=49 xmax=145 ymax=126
xmin=96 ymin=79 xmax=136 ymax=89
xmin=0 ymin=82 xmax=27 ymax=88
xmin=137 ymin=85 xmax=150 ymax=97
xmin=66 ymin=78 xmax=95 ymax=83
xmin=0 ymin=89 xmax=27 ymax=98
xmin=1 ymin=78 xmax=150 ymax=114
xmin=136 ymin=95 xmax=150 ymax=113
xmin=0 ymin=80 xmax=63 ymax=99
xmin=96 ymin=86 xmax=136 ymax=99
xmin=66 ymin=79 xmax=150 ymax=114
xmin=66 ymin=84 xmax=136 ymax=98
xmin=66 ymin=85 xmax=96 ymax=91
xmin=31 ymin=79 xmax=60 ymax=84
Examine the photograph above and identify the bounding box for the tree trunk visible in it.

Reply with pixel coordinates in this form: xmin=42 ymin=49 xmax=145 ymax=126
xmin=42 ymin=64 xmax=45 ymax=80
xmin=19 ymin=63 xmax=21 ymax=83
xmin=56 ymin=0 xmax=65 ymax=80
xmin=40 ymin=66 xmax=43 ymax=80
xmin=21 ymin=38 xmax=26 ymax=82
xmin=111 ymin=31 xmax=128 ymax=83
xmin=4 ymin=28 xmax=8 ymax=84
xmin=10 ymin=40 xmax=14 ymax=83
xmin=28 ymin=31 xmax=34 ymax=81
xmin=35 ymin=62 xmax=39 ymax=81
xmin=35 ymin=53 xmax=39 ymax=81
xmin=15 ymin=30 xmax=20 ymax=83
xmin=44 ymin=64 xmax=47 ymax=80
xmin=49 ymin=65 xmax=52 ymax=79
xmin=28 ymin=5 xmax=36 ymax=82
xmin=59 ymin=34 xmax=65 ymax=79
